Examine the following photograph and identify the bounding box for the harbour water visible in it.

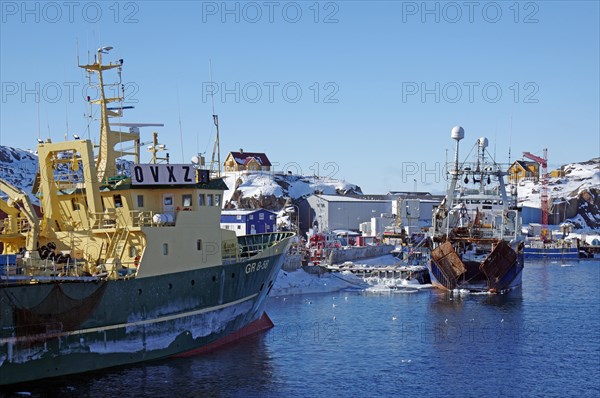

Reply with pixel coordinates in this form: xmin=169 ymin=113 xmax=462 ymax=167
xmin=1 ymin=260 xmax=599 ymax=397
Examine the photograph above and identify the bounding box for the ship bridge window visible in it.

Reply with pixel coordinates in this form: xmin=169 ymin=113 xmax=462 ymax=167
xmin=182 ymin=194 xmax=192 ymax=207
xmin=207 ymin=194 xmax=214 ymax=206
xmin=197 ymin=239 xmax=202 ymax=251
xmin=71 ymin=198 xmax=80 ymax=211
xmin=199 ymin=194 xmax=206 ymax=206
xmin=137 ymin=195 xmax=144 ymax=207
xmin=215 ymin=194 xmax=221 ymax=207
xmin=162 ymin=243 xmax=169 ymax=255
xmin=114 ymin=195 xmax=123 ymax=208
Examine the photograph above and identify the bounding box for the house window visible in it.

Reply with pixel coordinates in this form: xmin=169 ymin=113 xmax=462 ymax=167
xmin=199 ymin=194 xmax=206 ymax=206
xmin=249 ymin=215 xmax=254 ymax=220
xmin=207 ymin=194 xmax=213 ymax=206
xmin=237 ymin=225 xmax=241 ymax=230
xmin=114 ymin=195 xmax=123 ymax=208
xmin=197 ymin=239 xmax=202 ymax=251
xmin=182 ymin=194 xmax=192 ymax=207
xmin=71 ymin=198 xmax=80 ymax=211
xmin=162 ymin=243 xmax=169 ymax=255
xmin=259 ymin=213 xmax=265 ymax=220
xmin=236 ymin=215 xmax=242 ymax=220
xmin=270 ymin=215 xmax=275 ymax=220
xmin=266 ymin=225 xmax=270 ymax=230
xmin=215 ymin=194 xmax=221 ymax=207
xmin=137 ymin=195 xmax=144 ymax=207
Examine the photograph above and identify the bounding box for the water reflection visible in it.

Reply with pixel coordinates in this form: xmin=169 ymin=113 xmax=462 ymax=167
xmin=0 ymin=334 xmax=277 ymax=398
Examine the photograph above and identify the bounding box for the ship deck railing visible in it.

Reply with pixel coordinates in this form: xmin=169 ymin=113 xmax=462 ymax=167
xmin=87 ymin=210 xmax=178 ymax=230
xmin=0 ymin=217 xmax=32 ymax=235
xmin=237 ymin=232 xmax=294 ymax=258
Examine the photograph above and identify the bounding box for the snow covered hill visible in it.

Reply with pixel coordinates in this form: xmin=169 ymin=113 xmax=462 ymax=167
xmin=222 ymin=171 xmax=362 ymax=210
xmin=0 ymin=146 xmax=39 ymax=204
xmin=511 ymin=158 xmax=600 ymax=229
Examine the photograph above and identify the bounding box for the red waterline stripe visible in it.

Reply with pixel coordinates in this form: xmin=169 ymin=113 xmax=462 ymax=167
xmin=173 ymin=312 xmax=274 ymax=358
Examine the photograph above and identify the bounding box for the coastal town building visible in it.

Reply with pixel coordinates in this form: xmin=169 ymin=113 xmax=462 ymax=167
xmin=220 ymin=209 xmax=277 ymax=236
xmin=508 ymin=160 xmax=540 ymax=183
xmin=223 ymin=150 xmax=271 ymax=172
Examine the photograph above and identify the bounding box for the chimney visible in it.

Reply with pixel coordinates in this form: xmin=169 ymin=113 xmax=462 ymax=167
xmin=239 ymin=148 xmax=244 ymax=154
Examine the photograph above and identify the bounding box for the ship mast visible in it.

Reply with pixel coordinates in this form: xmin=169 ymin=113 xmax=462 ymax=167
xmin=80 ymin=47 xmax=140 ymax=182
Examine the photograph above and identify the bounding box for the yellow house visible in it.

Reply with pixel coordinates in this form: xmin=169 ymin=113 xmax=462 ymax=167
xmin=223 ymin=149 xmax=272 ymax=172
xmin=550 ymin=168 xmax=565 ymax=178
xmin=508 ymin=160 xmax=539 ymax=184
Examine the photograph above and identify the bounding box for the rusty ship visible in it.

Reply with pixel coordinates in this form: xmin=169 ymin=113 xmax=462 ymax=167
xmin=0 ymin=47 xmax=294 ymax=385
xmin=428 ymin=126 xmax=524 ymax=293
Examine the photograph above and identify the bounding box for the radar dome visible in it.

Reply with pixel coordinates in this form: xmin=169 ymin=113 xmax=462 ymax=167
xmin=451 ymin=126 xmax=464 ymax=141
xmin=478 ymin=137 xmax=489 ymax=148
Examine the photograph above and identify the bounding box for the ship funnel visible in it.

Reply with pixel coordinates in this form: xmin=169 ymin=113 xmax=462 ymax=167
xmin=451 ymin=126 xmax=464 ymax=141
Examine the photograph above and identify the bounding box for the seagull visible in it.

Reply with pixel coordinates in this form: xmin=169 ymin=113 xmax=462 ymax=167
xmin=501 ymin=319 xmax=504 ymax=323
xmin=344 ymin=296 xmax=348 ymax=301
xmin=392 ymin=316 xmax=397 ymax=321
xmin=444 ymin=319 xmax=448 ymax=324
xmin=332 ymin=316 xmax=336 ymax=320
xmin=332 ymin=303 xmax=337 ymax=308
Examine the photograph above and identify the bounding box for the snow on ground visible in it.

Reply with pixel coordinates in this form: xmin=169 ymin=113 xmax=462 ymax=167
xmin=512 ymin=159 xmax=600 ymax=208
xmin=221 ymin=170 xmax=360 ymax=209
xmin=353 ymin=254 xmax=400 ymax=266
xmin=271 ymin=269 xmax=366 ymax=296
xmin=272 ymin=254 xmax=433 ymax=296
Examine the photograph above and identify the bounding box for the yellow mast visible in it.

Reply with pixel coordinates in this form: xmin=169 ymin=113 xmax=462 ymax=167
xmin=79 ymin=47 xmax=140 ymax=182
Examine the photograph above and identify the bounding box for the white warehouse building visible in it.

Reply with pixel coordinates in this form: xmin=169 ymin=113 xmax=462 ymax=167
xmin=301 ymin=194 xmax=393 ymax=232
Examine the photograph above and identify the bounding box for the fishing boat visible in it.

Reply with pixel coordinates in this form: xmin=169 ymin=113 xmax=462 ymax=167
xmin=0 ymin=47 xmax=294 ymax=385
xmin=428 ymin=126 xmax=524 ymax=293
xmin=523 ymin=240 xmax=579 ymax=260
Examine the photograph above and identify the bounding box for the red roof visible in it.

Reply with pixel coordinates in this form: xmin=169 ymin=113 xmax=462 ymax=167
xmin=229 ymin=152 xmax=271 ymax=167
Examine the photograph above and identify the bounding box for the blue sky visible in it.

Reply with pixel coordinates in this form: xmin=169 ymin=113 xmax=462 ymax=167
xmin=1 ymin=1 xmax=599 ymax=194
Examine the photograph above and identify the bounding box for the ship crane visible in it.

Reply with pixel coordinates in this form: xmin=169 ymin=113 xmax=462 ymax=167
xmin=523 ymin=149 xmax=549 ymax=241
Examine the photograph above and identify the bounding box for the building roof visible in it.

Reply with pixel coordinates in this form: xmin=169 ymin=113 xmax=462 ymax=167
xmin=221 ymin=209 xmax=275 ymax=216
xmin=512 ymin=160 xmax=538 ymax=170
xmin=227 ymin=151 xmax=272 ymax=167
xmin=312 ymin=194 xmax=390 ymax=203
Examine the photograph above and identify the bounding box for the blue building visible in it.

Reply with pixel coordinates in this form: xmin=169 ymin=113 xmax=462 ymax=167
xmin=220 ymin=209 xmax=277 ymax=236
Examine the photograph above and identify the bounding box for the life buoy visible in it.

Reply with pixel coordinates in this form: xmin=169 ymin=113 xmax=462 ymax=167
xmin=134 ymin=256 xmax=141 ymax=267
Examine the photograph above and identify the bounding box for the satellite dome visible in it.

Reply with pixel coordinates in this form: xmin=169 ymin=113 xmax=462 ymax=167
xmin=451 ymin=126 xmax=465 ymax=141
xmin=478 ymin=137 xmax=489 ymax=148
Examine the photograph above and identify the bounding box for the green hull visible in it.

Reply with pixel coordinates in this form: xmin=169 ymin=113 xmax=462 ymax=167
xmin=0 ymin=238 xmax=290 ymax=385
